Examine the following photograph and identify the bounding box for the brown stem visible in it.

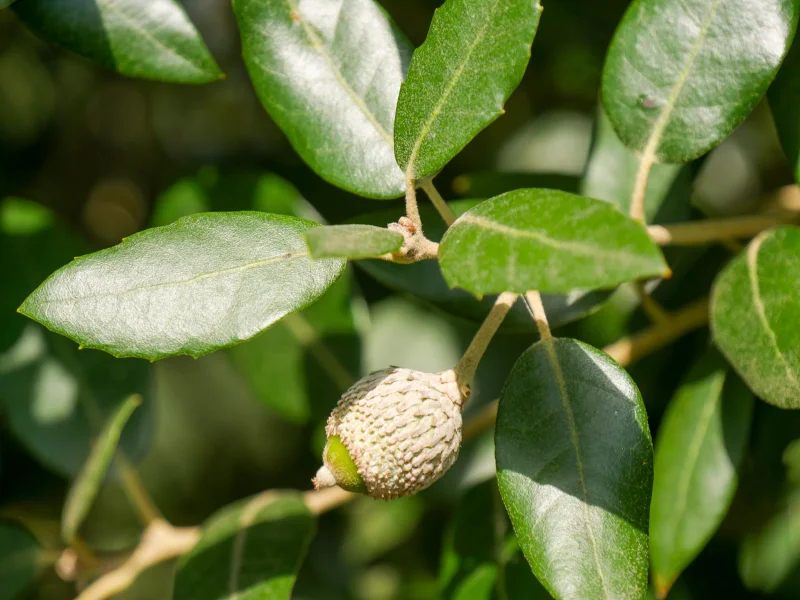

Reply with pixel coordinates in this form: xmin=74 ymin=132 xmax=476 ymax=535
xmin=648 ymin=213 xmax=797 ymax=246
xmin=524 ymin=291 xmax=552 ymax=341
xmin=420 ymin=178 xmax=457 ymax=226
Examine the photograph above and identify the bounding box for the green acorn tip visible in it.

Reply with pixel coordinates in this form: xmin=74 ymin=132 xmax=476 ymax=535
xmin=313 ymin=435 xmax=367 ymax=494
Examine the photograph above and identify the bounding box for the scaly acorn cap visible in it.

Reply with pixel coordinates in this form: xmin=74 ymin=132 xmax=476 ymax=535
xmin=313 ymin=366 xmax=468 ymax=500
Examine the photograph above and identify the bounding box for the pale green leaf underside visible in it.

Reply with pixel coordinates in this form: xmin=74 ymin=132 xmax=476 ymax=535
xmin=306 ymin=224 xmax=403 ymax=259
xmin=14 ymin=0 xmax=222 ymax=83
xmin=61 ymin=393 xmax=142 ymax=544
xmin=438 ymin=189 xmax=668 ymax=295
xmin=235 ymin=0 xmax=410 ymax=198
xmin=711 ymin=226 xmax=800 ymax=408
xmin=19 ymin=212 xmax=345 ymax=361
xmin=496 ymin=338 xmax=652 ymax=600
xmin=394 ymin=0 xmax=542 ymax=178
xmin=650 ymin=348 xmax=753 ymax=594
xmin=174 ymin=491 xmax=315 ymax=600
xmin=602 ymin=0 xmax=799 ymax=163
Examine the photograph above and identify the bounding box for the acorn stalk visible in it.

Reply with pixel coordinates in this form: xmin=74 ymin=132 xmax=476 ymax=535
xmin=314 ymin=292 xmax=518 ymax=499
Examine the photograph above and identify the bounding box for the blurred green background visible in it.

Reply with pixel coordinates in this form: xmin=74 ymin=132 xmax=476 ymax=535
xmin=1 ymin=1 xmax=799 ymax=599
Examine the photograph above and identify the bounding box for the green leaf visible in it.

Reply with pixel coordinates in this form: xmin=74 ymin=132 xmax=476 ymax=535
xmin=13 ymin=0 xmax=222 ymax=83
xmin=0 ymin=522 xmax=40 ymax=600
xmin=173 ymin=491 xmax=315 ymax=600
xmin=602 ymin=0 xmax=800 ymax=163
xmin=439 ymin=189 xmax=668 ymax=295
xmin=496 ymin=338 xmax=653 ymax=600
xmin=582 ymin=107 xmax=691 ymax=224
xmin=234 ymin=0 xmax=410 ymax=199
xmin=354 ymin=201 xmax=612 ymax=330
xmin=769 ymin=35 xmax=800 ymax=183
xmin=0 ymin=325 xmax=153 ymax=477
xmin=61 ymin=393 xmax=142 ymax=544
xmin=710 ymin=226 xmax=800 ymax=409
xmin=394 ymin=0 xmax=542 ymax=179
xmin=19 ymin=212 xmax=345 ymax=361
xmin=739 ymin=485 xmax=800 ymax=593
xmin=344 ymin=496 xmax=423 ymax=565
xmin=650 ymin=347 xmax=754 ymax=596
xmin=306 ymin=224 xmax=403 ymax=260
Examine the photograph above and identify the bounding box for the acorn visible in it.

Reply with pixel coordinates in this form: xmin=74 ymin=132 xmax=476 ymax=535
xmin=313 ymin=366 xmax=469 ymax=500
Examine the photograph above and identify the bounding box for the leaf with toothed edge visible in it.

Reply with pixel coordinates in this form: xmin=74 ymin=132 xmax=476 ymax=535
xmin=394 ymin=0 xmax=542 ymax=179
xmin=18 ymin=212 xmax=345 ymax=361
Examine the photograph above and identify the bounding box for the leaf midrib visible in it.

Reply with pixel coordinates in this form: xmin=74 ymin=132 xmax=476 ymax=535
xmin=404 ymin=0 xmax=502 ymax=175
xmin=97 ymin=0 xmax=210 ymax=77
xmin=540 ymin=340 xmax=611 ymax=598
xmin=284 ymin=0 xmax=393 ymax=145
xmin=28 ymin=250 xmax=309 ymax=305
xmin=746 ymin=232 xmax=800 ymax=395
xmin=457 ymin=214 xmax=657 ymax=265
xmin=659 ymin=371 xmax=725 ymax=575
xmin=635 ymin=0 xmax=722 ymax=161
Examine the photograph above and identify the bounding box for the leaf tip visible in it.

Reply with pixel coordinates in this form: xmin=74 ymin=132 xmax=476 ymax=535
xmin=662 ymin=266 xmax=673 ymax=279
xmin=654 ymin=576 xmax=673 ymax=599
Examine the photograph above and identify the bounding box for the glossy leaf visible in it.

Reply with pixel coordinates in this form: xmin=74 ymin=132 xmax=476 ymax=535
xmin=61 ymin=393 xmax=142 ymax=544
xmin=711 ymin=226 xmax=800 ymax=408
xmin=13 ymin=0 xmax=222 ymax=83
xmin=602 ymin=0 xmax=799 ymax=163
xmin=174 ymin=491 xmax=315 ymax=600
xmin=582 ymin=107 xmax=691 ymax=224
xmin=354 ymin=201 xmax=612 ymax=330
xmin=496 ymin=338 xmax=653 ymax=600
xmin=650 ymin=348 xmax=754 ymax=596
xmin=20 ymin=212 xmax=345 ymax=361
xmin=739 ymin=485 xmax=800 ymax=593
xmin=394 ymin=0 xmax=542 ymax=178
xmin=235 ymin=0 xmax=410 ymax=198
xmin=0 ymin=522 xmax=40 ymax=600
xmin=439 ymin=189 xmax=668 ymax=295
xmin=306 ymin=224 xmax=403 ymax=260
xmin=769 ymin=35 xmax=800 ymax=183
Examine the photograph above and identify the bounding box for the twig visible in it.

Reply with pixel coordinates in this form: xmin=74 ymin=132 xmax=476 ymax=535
xmin=632 ymin=281 xmax=670 ymax=324
xmin=523 ymin=291 xmax=552 ymax=341
xmin=404 ymin=174 xmax=423 ymax=232
xmin=419 ymin=178 xmax=457 ymax=226
xmin=454 ymin=293 xmax=519 ymax=388
xmin=648 ymin=213 xmax=797 ymax=246
xmin=603 ymin=297 xmax=709 ymax=366
xmin=630 ymin=152 xmax=655 ymax=223
xmin=74 ymin=520 xmax=200 ymax=600
xmin=116 ymin=455 xmax=162 ymax=526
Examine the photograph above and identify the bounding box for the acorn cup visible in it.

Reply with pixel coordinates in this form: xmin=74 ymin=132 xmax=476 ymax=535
xmin=313 ymin=366 xmax=470 ymax=500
